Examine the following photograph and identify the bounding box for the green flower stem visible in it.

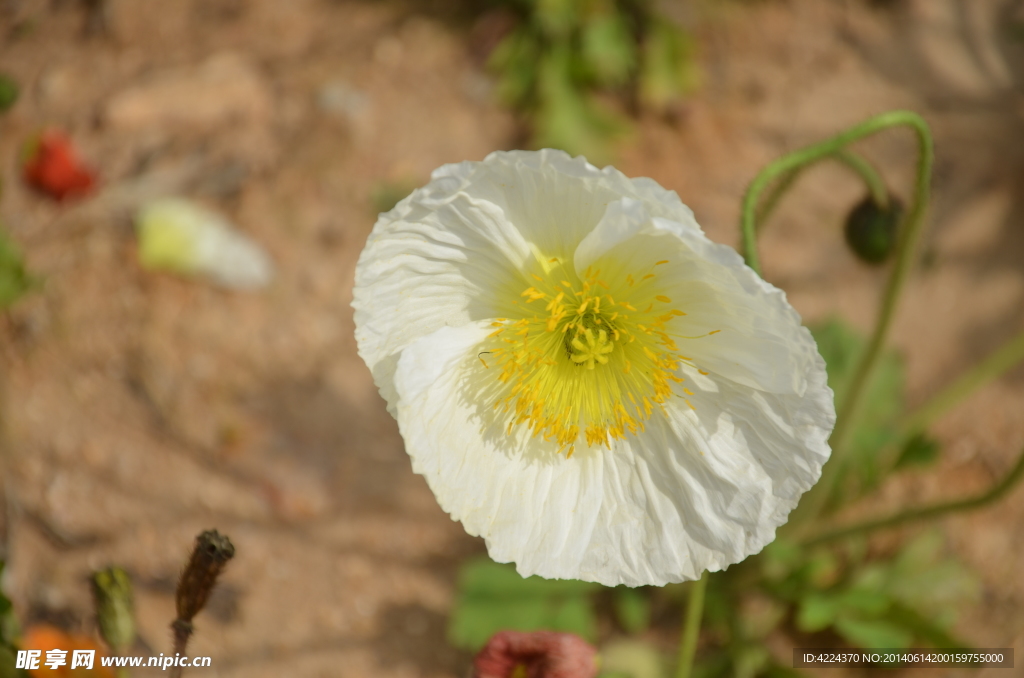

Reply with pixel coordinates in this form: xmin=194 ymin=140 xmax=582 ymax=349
xmin=754 ymin=167 xmax=804 ymax=229
xmin=898 ymin=327 xmax=1024 ymax=441
xmin=675 ymin=572 xmax=708 ymax=678
xmin=741 ymin=111 xmax=931 ymax=276
xmin=742 ymin=111 xmax=933 ymax=530
xmin=801 ymin=443 xmax=1024 ymax=547
xmin=833 ymin=149 xmax=890 ymax=210
xmin=754 ymin=150 xmax=888 ymax=231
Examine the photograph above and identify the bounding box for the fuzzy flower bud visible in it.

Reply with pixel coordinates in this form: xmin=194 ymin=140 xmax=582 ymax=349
xmin=843 ymin=194 xmax=903 ymax=265
xmin=91 ymin=567 xmax=135 ymax=654
xmin=473 ymin=631 xmax=598 ymax=678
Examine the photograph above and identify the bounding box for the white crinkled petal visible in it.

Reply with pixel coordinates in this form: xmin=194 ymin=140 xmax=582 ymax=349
xmin=353 ymin=188 xmax=530 ymax=413
xmin=576 ymin=196 xmax=821 ymax=395
xmin=393 ymin=318 xmax=833 ymax=586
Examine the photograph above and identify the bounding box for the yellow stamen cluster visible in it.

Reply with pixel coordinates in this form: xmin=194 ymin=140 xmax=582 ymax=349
xmin=483 ymin=257 xmax=690 ymax=457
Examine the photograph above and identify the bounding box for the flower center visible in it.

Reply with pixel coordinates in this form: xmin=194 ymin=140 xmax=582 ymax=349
xmin=483 ymin=256 xmax=694 ymax=457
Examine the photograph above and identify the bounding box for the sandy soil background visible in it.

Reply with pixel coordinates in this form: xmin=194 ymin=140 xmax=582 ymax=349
xmin=1 ymin=0 xmax=1023 ymax=676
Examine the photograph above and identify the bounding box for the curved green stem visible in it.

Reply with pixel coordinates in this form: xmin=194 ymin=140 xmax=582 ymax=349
xmin=744 ymin=111 xmax=933 ymax=530
xmin=833 ymin=149 xmax=890 ymax=210
xmin=802 ymin=443 xmax=1024 ymax=547
xmin=675 ymin=572 xmax=708 ymax=678
xmin=741 ymin=111 xmax=930 ymax=274
xmin=828 ymin=121 xmax=936 ymax=480
xmin=753 ymin=150 xmax=889 ymax=231
xmin=754 ymin=167 xmax=805 ymax=229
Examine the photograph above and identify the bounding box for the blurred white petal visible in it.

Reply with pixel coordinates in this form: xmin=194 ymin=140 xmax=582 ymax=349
xmin=136 ymin=198 xmax=273 ymax=290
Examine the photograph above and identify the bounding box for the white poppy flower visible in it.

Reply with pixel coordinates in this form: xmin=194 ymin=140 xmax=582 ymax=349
xmin=353 ymin=149 xmax=835 ymax=587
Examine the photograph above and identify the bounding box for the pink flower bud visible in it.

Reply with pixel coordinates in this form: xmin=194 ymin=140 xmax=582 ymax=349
xmin=473 ymin=631 xmax=598 ymax=678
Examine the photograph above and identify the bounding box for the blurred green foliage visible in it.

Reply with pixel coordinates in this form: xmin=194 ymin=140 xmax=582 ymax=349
xmin=0 ymin=74 xmax=17 ymax=113
xmin=815 ymin=319 xmax=937 ymax=503
xmin=0 ymin=227 xmax=34 ymax=310
xmin=448 ymin=557 xmax=599 ymax=650
xmin=613 ymin=586 xmax=651 ymax=635
xmin=488 ymin=0 xmax=695 ymax=160
xmin=92 ymin=567 xmax=136 ymax=655
xmin=1 ymin=72 xmax=33 ymax=311
xmin=0 ymin=562 xmax=28 ymax=678
xmin=763 ymin=531 xmax=978 ymax=651
xmin=370 ymin=180 xmax=418 ymax=216
xmin=894 ymin=433 xmax=941 ymax=469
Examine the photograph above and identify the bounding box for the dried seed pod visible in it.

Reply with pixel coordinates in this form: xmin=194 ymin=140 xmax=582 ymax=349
xmin=172 ymin=530 xmax=234 ymax=658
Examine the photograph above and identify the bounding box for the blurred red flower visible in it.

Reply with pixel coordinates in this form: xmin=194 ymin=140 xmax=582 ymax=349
xmin=473 ymin=630 xmax=598 ymax=678
xmin=22 ymin=130 xmax=97 ymax=201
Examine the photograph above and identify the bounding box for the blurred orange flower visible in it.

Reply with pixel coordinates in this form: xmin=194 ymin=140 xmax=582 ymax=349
xmin=19 ymin=624 xmax=113 ymax=676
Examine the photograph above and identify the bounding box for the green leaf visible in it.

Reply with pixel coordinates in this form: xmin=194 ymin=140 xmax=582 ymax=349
xmin=734 ymin=644 xmax=771 ymax=678
xmin=447 ymin=558 xmax=599 ymax=650
xmin=0 ymin=73 xmax=17 ymax=113
xmin=894 ymin=433 xmax=941 ymax=469
xmin=885 ymin=602 xmax=966 ymax=649
xmin=0 ymin=562 xmax=25 ymax=678
xmin=690 ymin=650 xmax=732 ymax=678
xmin=760 ymin=663 xmax=805 ymax=678
xmin=882 ymin=531 xmax=980 ymax=620
xmin=638 ymin=18 xmax=695 ymax=111
xmin=810 ymin=319 xmax=904 ymax=500
xmin=785 ymin=532 xmax=978 ymax=652
xmin=0 ymin=646 xmax=19 ymax=678
xmin=0 ymin=226 xmax=35 ymax=309
xmin=581 ymin=13 xmax=636 ymax=86
xmin=489 ymin=27 xmax=542 ymax=107
xmin=534 ymin=0 xmax=576 ymax=37
xmin=834 ymin=614 xmax=913 ymax=649
xmin=613 ymin=587 xmax=651 ymax=634
xmin=836 ymin=587 xmax=889 ymax=616
xmin=796 ymin=593 xmax=840 ymax=632
xmin=760 ymin=539 xmax=802 ymax=582
xmin=534 ymin=43 xmax=628 ymax=160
